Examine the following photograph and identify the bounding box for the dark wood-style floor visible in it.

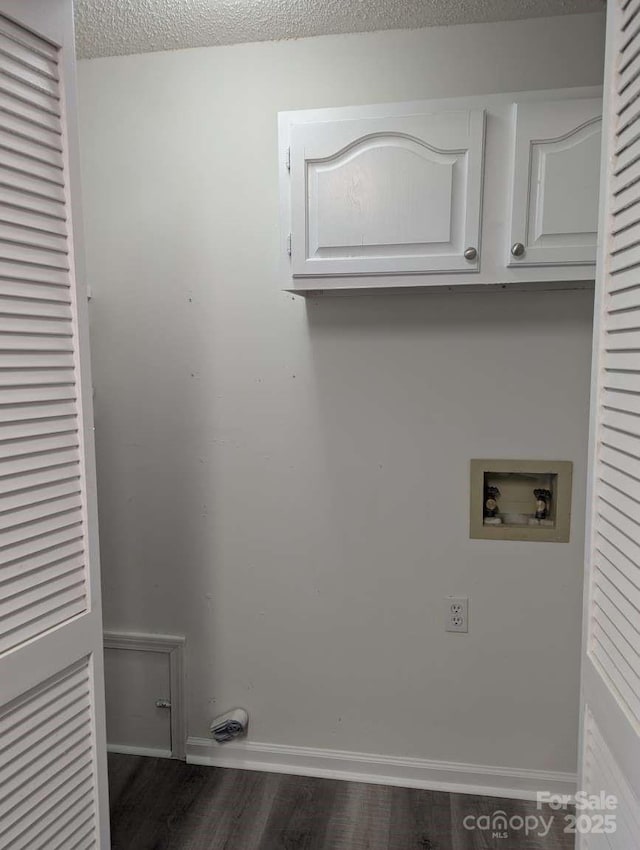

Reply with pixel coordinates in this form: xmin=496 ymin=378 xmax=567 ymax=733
xmin=108 ymin=753 xmax=574 ymax=850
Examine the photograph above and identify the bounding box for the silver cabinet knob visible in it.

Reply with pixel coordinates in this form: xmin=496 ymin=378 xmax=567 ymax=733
xmin=511 ymin=242 xmax=525 ymax=257
xmin=464 ymin=246 xmax=478 ymax=261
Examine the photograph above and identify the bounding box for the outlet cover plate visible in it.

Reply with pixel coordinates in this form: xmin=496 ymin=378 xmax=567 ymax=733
xmin=446 ymin=596 xmax=469 ymax=633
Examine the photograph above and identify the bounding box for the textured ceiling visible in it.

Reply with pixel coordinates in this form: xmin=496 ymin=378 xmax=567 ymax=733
xmin=75 ymin=0 xmax=604 ymax=60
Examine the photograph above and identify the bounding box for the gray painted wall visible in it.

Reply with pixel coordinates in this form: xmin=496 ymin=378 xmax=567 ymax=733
xmin=78 ymin=12 xmax=604 ymax=772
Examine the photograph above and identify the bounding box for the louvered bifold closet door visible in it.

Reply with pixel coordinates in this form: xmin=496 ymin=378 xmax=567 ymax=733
xmin=0 ymin=15 xmax=87 ymax=654
xmin=580 ymin=0 xmax=640 ymax=846
xmin=593 ymin=0 xmax=640 ymax=734
xmin=0 ymin=3 xmax=107 ymax=847
xmin=0 ymin=660 xmax=96 ymax=849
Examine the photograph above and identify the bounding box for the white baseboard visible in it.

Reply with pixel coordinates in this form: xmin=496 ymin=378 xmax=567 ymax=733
xmin=108 ymin=743 xmax=173 ymax=759
xmin=186 ymin=737 xmax=576 ymax=801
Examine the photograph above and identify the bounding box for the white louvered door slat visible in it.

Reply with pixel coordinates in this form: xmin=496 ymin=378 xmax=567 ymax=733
xmin=0 ymin=1 xmax=108 ymax=848
xmin=579 ymin=1 xmax=640 ymax=847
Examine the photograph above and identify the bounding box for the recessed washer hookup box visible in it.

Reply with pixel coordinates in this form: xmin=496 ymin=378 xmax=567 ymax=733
xmin=470 ymin=459 xmax=573 ymax=543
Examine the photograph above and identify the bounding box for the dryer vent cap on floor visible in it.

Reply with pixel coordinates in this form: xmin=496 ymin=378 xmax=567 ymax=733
xmin=210 ymin=708 xmax=248 ymax=743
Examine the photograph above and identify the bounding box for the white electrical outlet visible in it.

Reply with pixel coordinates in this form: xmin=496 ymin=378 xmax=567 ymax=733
xmin=445 ymin=596 xmax=469 ymax=633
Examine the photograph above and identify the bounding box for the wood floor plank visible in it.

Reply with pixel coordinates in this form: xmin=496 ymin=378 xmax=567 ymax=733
xmin=174 ymin=766 xmax=279 ymax=850
xmin=107 ymin=754 xmax=575 ymax=850
xmin=322 ymin=781 xmax=392 ymax=850
xmin=106 ymin=750 xmax=141 ymax=805
xmin=108 ymin=755 xmax=215 ymax=849
xmin=388 ymin=786 xmax=453 ymax=850
xmin=256 ymin=773 xmax=341 ymax=850
xmin=448 ymin=794 xmax=574 ymax=850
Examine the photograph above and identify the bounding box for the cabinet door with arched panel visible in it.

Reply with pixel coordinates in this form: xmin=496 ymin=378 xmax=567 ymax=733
xmin=507 ymin=98 xmax=602 ymax=268
xmin=288 ymin=107 xmax=486 ymax=277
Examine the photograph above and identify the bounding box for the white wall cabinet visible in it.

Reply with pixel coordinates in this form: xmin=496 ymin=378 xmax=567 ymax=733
xmin=290 ymin=109 xmax=485 ymax=276
xmin=279 ymin=88 xmax=602 ymax=294
xmin=508 ymin=99 xmax=602 ymax=268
